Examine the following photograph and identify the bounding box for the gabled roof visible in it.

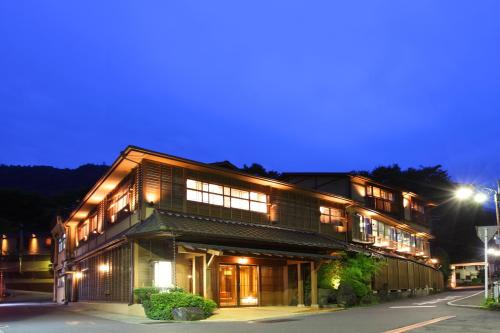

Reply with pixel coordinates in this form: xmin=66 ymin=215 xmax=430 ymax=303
xmin=63 ymin=146 xmax=353 ymax=226
xmin=126 ymin=209 xmax=348 ymax=251
xmin=281 ymin=172 xmax=435 ymax=205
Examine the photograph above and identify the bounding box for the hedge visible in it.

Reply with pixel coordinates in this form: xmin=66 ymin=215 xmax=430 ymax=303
xmin=133 ymin=288 xmax=217 ymax=320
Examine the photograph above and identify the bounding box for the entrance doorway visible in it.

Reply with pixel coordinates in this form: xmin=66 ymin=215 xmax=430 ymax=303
xmin=218 ymin=264 xmax=259 ymax=307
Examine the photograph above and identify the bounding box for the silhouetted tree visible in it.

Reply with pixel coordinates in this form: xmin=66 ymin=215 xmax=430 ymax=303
xmin=242 ymin=163 xmax=281 ymax=179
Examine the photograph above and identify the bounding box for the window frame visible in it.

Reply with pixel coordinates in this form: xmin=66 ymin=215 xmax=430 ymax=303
xmin=186 ymin=179 xmax=268 ymax=214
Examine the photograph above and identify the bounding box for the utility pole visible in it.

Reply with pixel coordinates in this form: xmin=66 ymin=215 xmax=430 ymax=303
xmin=495 ymin=180 xmax=500 ymax=235
xmin=484 ymin=228 xmax=489 ymax=300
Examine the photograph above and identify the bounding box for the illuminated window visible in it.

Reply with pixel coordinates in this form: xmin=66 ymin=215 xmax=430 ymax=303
xmin=411 ymin=200 xmax=425 ymax=214
xmin=78 ymin=221 xmax=89 ymax=242
xmin=89 ymin=214 xmax=98 ymax=233
xmin=366 ymin=185 xmax=394 ymax=201
xmin=58 ymin=234 xmax=66 ymax=253
xmin=186 ymin=179 xmax=267 ymax=213
xmin=319 ymin=206 xmax=345 ymax=230
xmin=153 ymin=261 xmax=173 ymax=289
xmin=108 ymin=191 xmax=130 ymax=223
xmin=366 ymin=185 xmax=395 ymax=213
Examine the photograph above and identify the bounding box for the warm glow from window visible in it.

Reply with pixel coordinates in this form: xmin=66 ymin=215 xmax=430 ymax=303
xmin=154 ymin=261 xmax=173 ymax=289
xmin=319 ymin=206 xmax=344 ymax=229
xmin=78 ymin=220 xmax=89 ymax=242
xmin=186 ymin=179 xmax=267 ymax=213
xmin=99 ymin=263 xmax=109 ymax=273
xmin=109 ymin=191 xmax=130 ymax=223
xmin=1 ymin=237 xmax=8 ymax=255
xmin=28 ymin=237 xmax=39 ymax=254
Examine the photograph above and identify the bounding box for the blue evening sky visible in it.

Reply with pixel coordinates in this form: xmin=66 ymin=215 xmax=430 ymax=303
xmin=1 ymin=1 xmax=499 ymax=187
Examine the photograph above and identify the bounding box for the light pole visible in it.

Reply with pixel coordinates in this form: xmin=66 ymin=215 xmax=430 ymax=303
xmin=456 ymin=181 xmax=500 ymax=299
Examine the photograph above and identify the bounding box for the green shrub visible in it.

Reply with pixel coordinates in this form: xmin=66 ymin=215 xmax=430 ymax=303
xmin=318 ymin=260 xmax=343 ymax=289
xmin=146 ymin=291 xmax=217 ymax=320
xmin=340 ymin=253 xmax=384 ymax=299
xmin=483 ymin=298 xmax=500 ymax=311
xmin=133 ymin=287 xmax=161 ymax=304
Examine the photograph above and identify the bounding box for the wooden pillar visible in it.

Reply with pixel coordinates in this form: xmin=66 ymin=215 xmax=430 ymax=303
xmin=297 ymin=263 xmax=304 ymax=307
xmin=203 ymin=254 xmax=207 ymax=298
xmin=192 ymin=256 xmax=197 ymax=295
xmin=310 ymin=261 xmax=319 ymax=308
xmin=283 ymin=265 xmax=289 ymax=306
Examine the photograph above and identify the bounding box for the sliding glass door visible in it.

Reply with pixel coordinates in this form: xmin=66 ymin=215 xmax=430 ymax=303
xmin=239 ymin=265 xmax=259 ymax=306
xmin=219 ymin=264 xmax=259 ymax=306
xmin=219 ymin=265 xmax=237 ymax=306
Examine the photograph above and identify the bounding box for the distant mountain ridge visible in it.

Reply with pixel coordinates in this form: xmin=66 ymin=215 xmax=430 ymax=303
xmin=0 ymin=164 xmax=109 ymax=196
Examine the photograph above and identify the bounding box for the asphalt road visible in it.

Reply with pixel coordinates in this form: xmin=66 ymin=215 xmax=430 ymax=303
xmin=0 ymin=290 xmax=498 ymax=333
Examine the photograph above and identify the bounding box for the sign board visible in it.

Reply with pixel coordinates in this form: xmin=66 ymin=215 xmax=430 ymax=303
xmin=476 ymin=226 xmax=498 ymax=243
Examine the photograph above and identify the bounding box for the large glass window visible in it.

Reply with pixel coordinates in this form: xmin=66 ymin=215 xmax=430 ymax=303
xmin=77 ymin=220 xmax=89 ymax=243
xmin=366 ymin=185 xmax=395 ymax=213
xmin=186 ymin=179 xmax=268 ymax=213
xmin=58 ymin=234 xmax=66 ymax=253
xmin=320 ymin=206 xmax=343 ymax=223
xmin=108 ymin=191 xmax=130 ymax=223
xmin=320 ymin=206 xmax=345 ymax=231
xmin=411 ymin=200 xmax=425 ymax=214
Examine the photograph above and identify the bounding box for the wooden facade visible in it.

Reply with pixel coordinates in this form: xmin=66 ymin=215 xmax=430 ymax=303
xmin=53 ymin=146 xmax=444 ymax=307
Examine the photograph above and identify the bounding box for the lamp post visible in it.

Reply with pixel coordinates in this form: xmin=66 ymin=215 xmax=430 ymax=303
xmin=456 ymin=181 xmax=500 ymax=299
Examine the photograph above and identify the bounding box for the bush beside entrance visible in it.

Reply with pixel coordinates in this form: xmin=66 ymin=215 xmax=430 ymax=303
xmin=133 ymin=287 xmax=217 ymax=320
xmin=318 ymin=253 xmax=384 ymax=307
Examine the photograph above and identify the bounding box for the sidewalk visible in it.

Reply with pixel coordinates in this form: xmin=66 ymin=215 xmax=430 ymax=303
xmin=204 ymin=306 xmax=342 ymax=322
xmin=66 ymin=302 xmax=342 ymax=324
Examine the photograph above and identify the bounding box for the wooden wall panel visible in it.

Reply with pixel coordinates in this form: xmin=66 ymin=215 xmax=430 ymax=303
xmin=260 ymin=265 xmax=284 ymax=306
xmin=373 ymin=257 xmax=443 ymax=293
xmin=77 ymin=244 xmax=130 ymax=303
xmin=398 ymin=260 xmax=409 ymax=289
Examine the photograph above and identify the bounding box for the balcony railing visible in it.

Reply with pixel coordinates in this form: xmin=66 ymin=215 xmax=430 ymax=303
xmin=351 ymin=229 xmax=375 ymax=244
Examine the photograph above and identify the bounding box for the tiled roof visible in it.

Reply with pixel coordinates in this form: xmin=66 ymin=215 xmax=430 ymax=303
xmin=126 ymin=209 xmax=347 ymax=250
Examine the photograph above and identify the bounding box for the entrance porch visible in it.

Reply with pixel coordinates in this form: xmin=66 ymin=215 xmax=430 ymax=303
xmin=175 ymin=242 xmax=329 ymax=308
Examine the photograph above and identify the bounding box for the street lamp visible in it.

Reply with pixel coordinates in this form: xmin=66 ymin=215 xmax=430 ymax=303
xmin=455 ymin=181 xmax=500 ymax=299
xmin=473 ymin=192 xmax=489 ymax=204
xmin=455 ymin=187 xmax=474 ymax=200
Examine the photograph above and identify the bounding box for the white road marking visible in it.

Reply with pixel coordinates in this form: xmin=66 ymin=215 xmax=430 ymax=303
xmin=414 ymin=295 xmax=459 ymax=305
xmin=447 ymin=290 xmax=484 ymax=308
xmin=389 ymin=306 xmax=436 ymax=309
xmin=383 ymin=316 xmax=456 ymax=333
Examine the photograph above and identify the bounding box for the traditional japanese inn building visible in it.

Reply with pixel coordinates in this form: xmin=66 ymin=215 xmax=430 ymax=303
xmin=52 ymin=146 xmax=443 ymax=308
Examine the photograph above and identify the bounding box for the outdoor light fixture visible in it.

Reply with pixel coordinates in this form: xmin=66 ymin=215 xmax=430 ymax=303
xmin=487 ymin=248 xmax=500 ymax=256
xmin=146 ymin=193 xmax=157 ymax=204
xmin=473 ymin=192 xmax=488 ymax=204
xmin=430 ymin=258 xmax=439 ymax=264
xmin=237 ymin=257 xmax=249 ymax=264
xmin=153 ymin=261 xmax=173 ymax=288
xmin=74 ymin=271 xmax=83 ymax=279
xmin=455 ymin=187 xmax=473 ymax=200
xmin=99 ymin=263 xmax=109 ymax=273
